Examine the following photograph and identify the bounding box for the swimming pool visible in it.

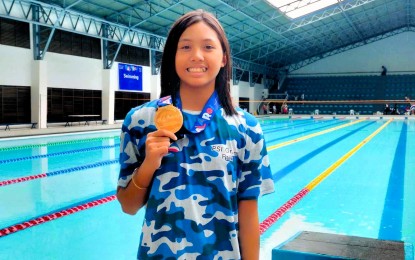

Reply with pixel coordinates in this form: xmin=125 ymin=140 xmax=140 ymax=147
xmin=0 ymin=118 xmax=414 ymax=259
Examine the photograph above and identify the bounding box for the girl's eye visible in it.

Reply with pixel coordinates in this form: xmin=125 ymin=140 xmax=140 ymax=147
xmin=205 ymin=45 xmax=215 ymax=50
xmin=179 ymin=45 xmax=191 ymax=50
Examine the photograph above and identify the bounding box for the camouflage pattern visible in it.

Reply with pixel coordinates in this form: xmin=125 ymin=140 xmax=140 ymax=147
xmin=118 ymin=99 xmax=274 ymax=259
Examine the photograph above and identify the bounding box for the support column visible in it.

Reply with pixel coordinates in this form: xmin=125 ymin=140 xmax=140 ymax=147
xmin=150 ymin=74 xmax=160 ymax=100
xmin=102 ymin=68 xmax=115 ymax=124
xmin=150 ymin=50 xmax=161 ymax=100
xmin=230 ymin=81 xmax=239 ymax=108
xmin=31 ymin=60 xmax=47 ymax=128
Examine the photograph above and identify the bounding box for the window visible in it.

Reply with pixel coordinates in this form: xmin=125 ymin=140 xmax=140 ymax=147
xmin=47 ymin=29 xmax=101 ymax=59
xmin=0 ymin=17 xmax=30 ymax=48
xmin=47 ymin=88 xmax=102 ymax=122
xmin=115 ymin=45 xmax=150 ymax=67
xmin=266 ymin=0 xmax=344 ymax=19
xmin=114 ymin=91 xmax=150 ymax=120
xmin=0 ymin=86 xmax=31 ymax=123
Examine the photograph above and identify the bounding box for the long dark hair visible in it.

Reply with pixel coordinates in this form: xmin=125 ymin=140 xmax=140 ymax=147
xmin=159 ymin=9 xmax=236 ymax=116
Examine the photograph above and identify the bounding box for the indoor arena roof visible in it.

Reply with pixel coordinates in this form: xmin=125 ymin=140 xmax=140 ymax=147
xmin=3 ymin=0 xmax=415 ymax=75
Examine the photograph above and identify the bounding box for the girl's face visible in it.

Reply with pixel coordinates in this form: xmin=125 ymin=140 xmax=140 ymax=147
xmin=175 ymin=22 xmax=226 ymax=92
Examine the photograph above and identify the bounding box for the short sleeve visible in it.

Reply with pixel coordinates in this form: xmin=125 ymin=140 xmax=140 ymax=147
xmin=237 ymin=111 xmax=274 ymax=200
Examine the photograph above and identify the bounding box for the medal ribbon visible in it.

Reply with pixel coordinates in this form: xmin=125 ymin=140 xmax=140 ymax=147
xmin=157 ymin=91 xmax=220 ymax=134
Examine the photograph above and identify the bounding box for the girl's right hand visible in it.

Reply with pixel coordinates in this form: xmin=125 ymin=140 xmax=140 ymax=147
xmin=143 ymin=129 xmax=177 ymax=171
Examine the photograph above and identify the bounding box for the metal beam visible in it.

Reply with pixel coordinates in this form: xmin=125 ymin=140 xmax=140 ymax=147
xmin=233 ymin=57 xmax=277 ymax=78
xmin=1 ymin=0 xmax=277 ymax=77
xmin=32 ymin=3 xmax=41 ymax=60
xmin=103 ymin=0 xmax=185 ymax=69
xmin=286 ymin=26 xmax=414 ymax=71
xmin=249 ymin=71 xmax=261 ymax=87
xmin=218 ymin=0 xmax=302 ymax=56
xmin=64 ymin=0 xmax=83 ymax=10
xmin=336 ymin=0 xmax=365 ymax=42
xmin=252 ymin=0 xmax=407 ymax=68
xmin=0 ymin=0 xmax=167 ymax=52
xmin=277 ymin=0 xmax=377 ymax=34
xmin=232 ymin=67 xmax=244 ymax=85
xmin=150 ymin=49 xmax=163 ymax=75
xmin=229 ymin=0 xmax=377 ymax=67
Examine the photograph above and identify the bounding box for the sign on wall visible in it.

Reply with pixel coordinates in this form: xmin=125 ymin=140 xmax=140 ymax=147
xmin=118 ymin=63 xmax=143 ymax=91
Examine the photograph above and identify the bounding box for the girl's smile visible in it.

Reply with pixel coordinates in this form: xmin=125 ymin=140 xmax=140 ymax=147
xmin=187 ymin=67 xmax=207 ymax=73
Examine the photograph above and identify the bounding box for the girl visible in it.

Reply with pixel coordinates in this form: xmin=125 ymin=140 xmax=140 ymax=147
xmin=116 ymin=9 xmax=274 ymax=259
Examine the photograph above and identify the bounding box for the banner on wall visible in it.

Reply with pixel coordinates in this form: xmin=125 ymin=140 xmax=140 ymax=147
xmin=118 ymin=63 xmax=143 ymax=91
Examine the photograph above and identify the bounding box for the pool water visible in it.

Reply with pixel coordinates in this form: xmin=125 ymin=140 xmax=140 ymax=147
xmin=0 ymin=119 xmax=414 ymax=259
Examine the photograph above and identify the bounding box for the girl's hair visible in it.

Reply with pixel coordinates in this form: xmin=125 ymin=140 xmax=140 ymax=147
xmin=159 ymin=9 xmax=236 ymax=116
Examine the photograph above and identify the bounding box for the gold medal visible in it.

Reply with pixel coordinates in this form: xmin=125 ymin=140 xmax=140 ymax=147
xmin=154 ymin=105 xmax=183 ymax=133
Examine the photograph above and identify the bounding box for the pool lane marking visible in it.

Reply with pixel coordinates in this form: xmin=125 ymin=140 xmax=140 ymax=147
xmin=0 ymin=159 xmax=119 ymax=187
xmin=0 ymin=192 xmax=116 ymax=237
xmin=266 ymin=119 xmax=351 ymax=144
xmin=262 ymin=119 xmax=316 ymax=133
xmin=267 ymin=119 xmax=365 ymax=151
xmin=260 ymin=118 xmax=393 ymax=234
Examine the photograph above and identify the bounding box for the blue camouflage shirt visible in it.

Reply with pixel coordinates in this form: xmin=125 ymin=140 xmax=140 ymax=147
xmin=118 ymin=99 xmax=274 ymax=259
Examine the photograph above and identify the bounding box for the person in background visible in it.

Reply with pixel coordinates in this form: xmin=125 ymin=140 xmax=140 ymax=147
xmin=116 ymin=9 xmax=274 ymax=259
xmin=262 ymin=103 xmax=268 ymax=114
xmin=405 ymin=96 xmax=415 ymax=115
xmin=281 ymin=102 xmax=288 ymax=114
xmin=381 ymin=65 xmax=387 ymax=76
xmin=391 ymin=103 xmax=399 ymax=115
xmin=383 ymin=104 xmax=391 ymax=115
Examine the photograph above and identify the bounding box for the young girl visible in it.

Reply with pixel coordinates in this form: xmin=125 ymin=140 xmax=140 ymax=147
xmin=116 ymin=9 xmax=274 ymax=259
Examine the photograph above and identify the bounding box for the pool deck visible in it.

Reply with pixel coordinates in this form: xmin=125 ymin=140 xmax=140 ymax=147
xmin=260 ymin=114 xmax=415 ymax=120
xmin=1 ymin=114 xmax=413 ymax=139
xmin=273 ymin=231 xmax=411 ymax=260
xmin=0 ymin=122 xmax=122 ymax=139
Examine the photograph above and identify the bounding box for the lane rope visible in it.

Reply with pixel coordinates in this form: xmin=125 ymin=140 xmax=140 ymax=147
xmin=0 ymin=192 xmax=116 ymax=237
xmin=0 ymin=144 xmax=119 ymax=165
xmin=267 ymin=119 xmax=365 ymax=151
xmin=0 ymin=136 xmax=119 ymax=152
xmin=0 ymin=159 xmax=119 ymax=187
xmin=259 ymin=119 xmax=393 ymax=234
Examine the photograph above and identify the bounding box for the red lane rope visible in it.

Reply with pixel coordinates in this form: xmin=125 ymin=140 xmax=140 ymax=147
xmin=2 ymin=187 xmax=305 ymax=238
xmin=0 ymin=159 xmax=118 ymax=187
xmin=0 ymin=195 xmax=116 ymax=237
xmin=259 ymin=188 xmax=309 ymax=235
xmin=0 ymin=173 xmax=47 ymax=187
